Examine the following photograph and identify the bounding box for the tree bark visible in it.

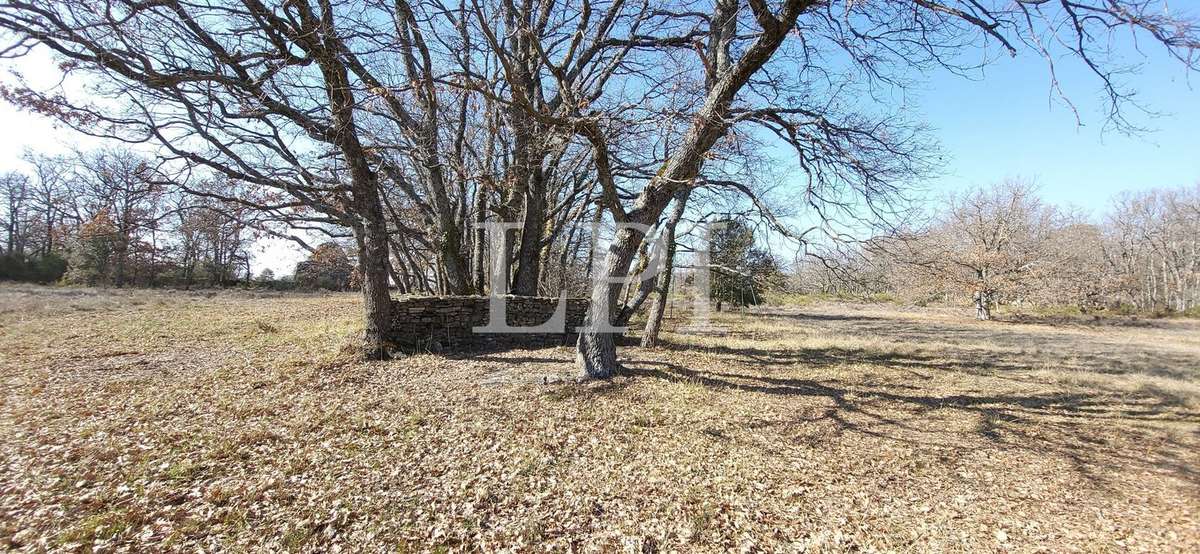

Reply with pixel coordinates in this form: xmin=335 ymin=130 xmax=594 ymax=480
xmin=974 ymin=290 xmax=992 ymax=321
xmin=642 ymin=190 xmax=690 ymax=347
xmin=353 ymin=217 xmax=393 ymax=359
xmin=576 ymin=226 xmax=644 ymax=379
xmin=512 ymin=166 xmax=546 ymax=295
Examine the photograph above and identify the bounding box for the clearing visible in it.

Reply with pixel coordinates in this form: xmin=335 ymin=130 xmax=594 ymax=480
xmin=1 ymin=285 xmax=1198 ymax=551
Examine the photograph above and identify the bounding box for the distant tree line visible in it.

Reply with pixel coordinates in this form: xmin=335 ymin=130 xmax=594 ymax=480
xmin=0 ymin=148 xmax=255 ymax=288
xmin=796 ymin=181 xmax=1200 ymax=319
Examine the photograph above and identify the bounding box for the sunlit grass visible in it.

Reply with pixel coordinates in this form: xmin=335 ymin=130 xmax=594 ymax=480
xmin=1 ymin=285 xmax=1197 ymax=551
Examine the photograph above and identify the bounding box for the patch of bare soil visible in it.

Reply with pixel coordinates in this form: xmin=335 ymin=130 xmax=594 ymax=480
xmin=0 ymin=288 xmax=1197 ymax=551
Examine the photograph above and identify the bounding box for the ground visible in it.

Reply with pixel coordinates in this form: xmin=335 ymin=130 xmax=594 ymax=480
xmin=0 ymin=285 xmax=1198 ymax=552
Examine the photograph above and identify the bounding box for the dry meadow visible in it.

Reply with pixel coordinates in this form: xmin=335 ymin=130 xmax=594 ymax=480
xmin=1 ymin=284 xmax=1198 ymax=552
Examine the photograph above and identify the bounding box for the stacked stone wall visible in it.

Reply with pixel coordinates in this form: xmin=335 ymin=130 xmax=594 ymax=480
xmin=388 ymin=296 xmax=588 ymax=353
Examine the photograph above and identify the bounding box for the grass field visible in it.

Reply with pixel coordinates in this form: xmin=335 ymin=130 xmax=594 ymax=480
xmin=1 ymin=284 xmax=1198 ymax=552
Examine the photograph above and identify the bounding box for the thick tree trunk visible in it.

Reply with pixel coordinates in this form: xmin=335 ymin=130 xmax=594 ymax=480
xmin=512 ymin=176 xmax=546 ymax=295
xmin=439 ymin=225 xmax=472 ymax=294
xmin=472 ymin=187 xmax=488 ymax=293
xmin=576 ymin=226 xmax=645 ymax=379
xmin=352 ymin=217 xmax=393 ymax=359
xmin=344 ymin=147 xmax=393 ymax=358
xmin=510 ymin=131 xmax=548 ymax=296
xmin=321 ymin=51 xmax=392 ymax=359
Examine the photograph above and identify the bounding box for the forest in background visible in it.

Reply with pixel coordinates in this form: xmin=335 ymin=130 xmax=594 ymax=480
xmin=798 ymin=181 xmax=1200 ymax=319
xmin=3 ymin=146 xmax=1197 ymax=320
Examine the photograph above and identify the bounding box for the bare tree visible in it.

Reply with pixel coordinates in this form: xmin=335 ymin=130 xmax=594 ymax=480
xmin=1104 ymin=186 xmax=1200 ymax=312
xmin=559 ymin=0 xmax=1199 ymax=376
xmin=905 ymin=181 xmax=1061 ymax=320
xmin=0 ymin=0 xmax=401 ymax=356
xmin=0 ymin=171 xmax=28 ymax=256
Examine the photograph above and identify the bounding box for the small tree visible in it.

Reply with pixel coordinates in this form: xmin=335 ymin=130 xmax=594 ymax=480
xmin=709 ymin=219 xmax=781 ymax=311
xmin=64 ymin=210 xmax=120 ymax=286
xmin=295 ymin=243 xmax=353 ymax=291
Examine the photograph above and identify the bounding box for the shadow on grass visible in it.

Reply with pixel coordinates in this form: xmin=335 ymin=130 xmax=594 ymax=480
xmin=996 ymin=313 xmax=1168 ymax=329
xmin=655 ymin=318 xmax=1200 ymax=380
xmin=622 ymin=351 xmax=1200 ymax=490
xmin=456 ymin=307 xmax=1200 ymax=489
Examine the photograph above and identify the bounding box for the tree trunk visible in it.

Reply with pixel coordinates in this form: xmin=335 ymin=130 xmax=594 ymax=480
xmin=557 ymin=221 xmax=581 ymax=294
xmin=614 ymin=236 xmax=657 ymax=326
xmin=974 ymin=290 xmax=991 ymax=321
xmin=438 ymin=226 xmax=471 ymax=294
xmin=472 ymin=186 xmax=488 ymax=294
xmin=512 ymin=166 xmax=547 ymax=296
xmin=113 ymin=242 xmax=127 ymax=288
xmin=642 ymin=190 xmax=689 ymax=347
xmin=616 ymin=277 xmax=656 ymax=327
xmin=576 ymin=226 xmax=645 ymax=379
xmin=641 ymin=268 xmax=674 ymax=348
xmin=354 ymin=219 xmax=393 ymax=359
xmin=386 ymin=256 xmax=403 ymax=295
xmin=320 ymin=51 xmax=392 ymax=359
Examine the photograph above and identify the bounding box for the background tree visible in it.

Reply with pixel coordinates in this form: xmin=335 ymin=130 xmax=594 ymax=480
xmin=64 ymin=210 xmax=119 ymax=286
xmin=708 ymin=218 xmax=780 ymax=311
xmin=897 ymin=181 xmax=1060 ymax=320
xmin=1103 ymin=186 xmax=1200 ymax=312
xmin=803 ymin=182 xmax=1200 ymax=319
xmin=296 ymin=243 xmax=355 ymax=292
xmin=256 ymin=268 xmax=276 ymax=285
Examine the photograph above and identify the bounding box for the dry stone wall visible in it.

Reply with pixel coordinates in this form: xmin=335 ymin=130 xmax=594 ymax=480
xmin=388 ymin=296 xmax=589 ymax=353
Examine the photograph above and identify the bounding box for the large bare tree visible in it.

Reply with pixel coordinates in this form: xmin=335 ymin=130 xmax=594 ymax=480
xmin=556 ymin=0 xmax=1200 ymax=378
xmin=0 ymin=0 xmax=404 ymax=356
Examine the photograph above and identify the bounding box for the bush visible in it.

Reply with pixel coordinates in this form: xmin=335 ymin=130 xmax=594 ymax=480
xmin=0 ymin=252 xmax=69 ymax=283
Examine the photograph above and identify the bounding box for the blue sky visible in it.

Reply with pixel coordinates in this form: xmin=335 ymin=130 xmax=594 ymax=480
xmin=3 ymin=30 xmax=1198 ymax=272
xmin=911 ymin=46 xmax=1199 ymax=216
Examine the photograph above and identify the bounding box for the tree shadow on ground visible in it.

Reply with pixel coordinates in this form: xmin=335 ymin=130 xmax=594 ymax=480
xmin=665 ymin=311 xmax=1200 ymax=381
xmin=621 ymin=348 xmax=1200 ymax=491
xmin=651 ymin=339 xmax=1200 ymax=383
xmin=463 ymin=307 xmax=1200 ymax=490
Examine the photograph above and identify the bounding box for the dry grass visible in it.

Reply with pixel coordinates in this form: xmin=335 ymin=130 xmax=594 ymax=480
xmin=1 ymin=284 xmax=1198 ymax=552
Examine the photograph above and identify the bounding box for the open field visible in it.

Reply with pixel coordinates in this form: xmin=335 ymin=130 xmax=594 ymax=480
xmin=1 ymin=285 xmax=1198 ymax=552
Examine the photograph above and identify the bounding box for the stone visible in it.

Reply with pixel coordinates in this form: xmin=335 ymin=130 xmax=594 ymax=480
xmin=387 ymin=296 xmax=590 ymax=354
